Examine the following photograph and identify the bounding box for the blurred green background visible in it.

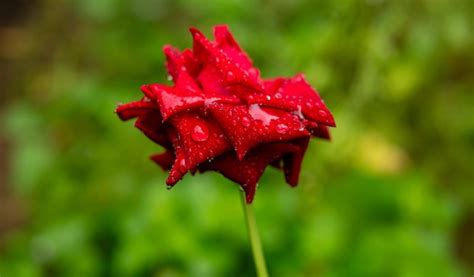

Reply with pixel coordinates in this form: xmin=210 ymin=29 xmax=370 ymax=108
xmin=0 ymin=0 xmax=473 ymax=276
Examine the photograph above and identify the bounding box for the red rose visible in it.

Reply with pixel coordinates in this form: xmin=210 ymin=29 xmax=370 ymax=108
xmin=116 ymin=25 xmax=335 ymax=203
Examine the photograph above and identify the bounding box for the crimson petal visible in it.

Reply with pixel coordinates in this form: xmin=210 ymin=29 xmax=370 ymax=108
xmin=200 ymin=143 xmax=299 ymax=203
xmin=150 ymin=150 xmax=175 ymax=171
xmin=248 ymin=74 xmax=336 ymax=127
xmin=208 ymin=103 xmax=310 ymax=160
xmin=163 ymin=46 xmax=199 ymax=81
xmin=115 ymin=100 xmax=157 ymax=121
xmin=134 ymin=112 xmax=171 ymax=148
xmin=166 ymin=129 xmax=189 ymax=186
xmin=169 ymin=113 xmax=232 ymax=172
xmin=283 ymin=137 xmax=310 ymax=186
xmin=190 ymin=27 xmax=262 ymax=93
xmin=308 ymin=123 xmax=331 ymax=140
xmin=213 ymin=25 xmax=259 ymax=79
xmin=146 ymin=71 xmax=239 ymax=120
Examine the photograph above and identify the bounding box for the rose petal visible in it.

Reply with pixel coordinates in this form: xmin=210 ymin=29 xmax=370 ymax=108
xmin=200 ymin=143 xmax=299 ymax=203
xmin=283 ymin=137 xmax=310 ymax=186
xmin=150 ymin=150 xmax=175 ymax=171
xmin=115 ymin=100 xmax=157 ymax=121
xmin=134 ymin=112 xmax=171 ymax=148
xmin=163 ymin=45 xmax=199 ymax=81
xmin=213 ymin=25 xmax=259 ymax=78
xmin=169 ymin=112 xmax=232 ymax=171
xmin=198 ymin=63 xmax=227 ymax=96
xmin=208 ymin=103 xmax=310 ymax=160
xmin=262 ymin=77 xmax=286 ymax=94
xmin=248 ymin=74 xmax=336 ymax=127
xmin=190 ymin=27 xmax=262 ymax=93
xmin=166 ymin=129 xmax=189 ymax=186
xmin=309 ymin=123 xmax=331 ymax=140
xmin=145 ymin=71 xmax=239 ymax=120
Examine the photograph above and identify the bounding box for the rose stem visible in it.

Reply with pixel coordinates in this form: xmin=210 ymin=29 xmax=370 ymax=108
xmin=240 ymin=190 xmax=269 ymax=277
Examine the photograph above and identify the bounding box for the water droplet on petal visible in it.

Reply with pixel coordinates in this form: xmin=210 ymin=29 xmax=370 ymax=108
xmin=275 ymin=93 xmax=282 ymax=99
xmin=266 ymin=95 xmax=271 ymax=100
xmin=178 ymin=159 xmax=187 ymax=172
xmin=227 ymin=71 xmax=234 ymax=81
xmin=305 ymin=102 xmax=313 ymax=108
xmin=292 ymin=105 xmax=305 ymax=120
xmin=191 ymin=123 xmax=209 ymax=142
xmin=242 ymin=116 xmax=251 ymax=127
xmin=167 ymin=75 xmax=173 ymax=81
xmin=276 ymin=123 xmax=288 ymax=134
xmin=318 ymin=110 xmax=327 ymax=117
xmin=249 ymin=104 xmax=278 ymax=126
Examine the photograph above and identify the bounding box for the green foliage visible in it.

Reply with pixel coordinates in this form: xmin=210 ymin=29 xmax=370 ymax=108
xmin=1 ymin=0 xmax=472 ymax=276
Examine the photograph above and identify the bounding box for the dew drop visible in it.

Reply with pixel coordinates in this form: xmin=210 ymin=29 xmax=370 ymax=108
xmin=318 ymin=110 xmax=327 ymax=117
xmin=305 ymin=102 xmax=313 ymax=108
xmin=242 ymin=116 xmax=251 ymax=127
xmin=266 ymin=95 xmax=271 ymax=100
xmin=248 ymin=104 xmax=278 ymax=126
xmin=276 ymin=123 xmax=288 ymax=134
xmin=167 ymin=75 xmax=173 ymax=81
xmin=292 ymin=105 xmax=305 ymax=120
xmin=178 ymin=159 xmax=187 ymax=172
xmin=275 ymin=93 xmax=282 ymax=99
xmin=191 ymin=123 xmax=209 ymax=142
xmin=227 ymin=71 xmax=234 ymax=81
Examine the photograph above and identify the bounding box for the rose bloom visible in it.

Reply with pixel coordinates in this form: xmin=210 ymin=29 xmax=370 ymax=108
xmin=116 ymin=25 xmax=335 ymax=203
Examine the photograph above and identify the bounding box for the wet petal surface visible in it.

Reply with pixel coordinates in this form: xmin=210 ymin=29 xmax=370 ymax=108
xmin=200 ymin=143 xmax=299 ymax=203
xmin=248 ymin=74 xmax=336 ymax=127
xmin=208 ymin=103 xmax=309 ymax=159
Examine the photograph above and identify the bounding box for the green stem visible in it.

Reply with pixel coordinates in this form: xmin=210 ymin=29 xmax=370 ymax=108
xmin=240 ymin=190 xmax=269 ymax=277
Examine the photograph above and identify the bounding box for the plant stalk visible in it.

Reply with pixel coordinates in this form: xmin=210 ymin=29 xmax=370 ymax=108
xmin=240 ymin=191 xmax=269 ymax=277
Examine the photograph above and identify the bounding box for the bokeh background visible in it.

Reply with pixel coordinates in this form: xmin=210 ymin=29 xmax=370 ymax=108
xmin=0 ymin=0 xmax=473 ymax=276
